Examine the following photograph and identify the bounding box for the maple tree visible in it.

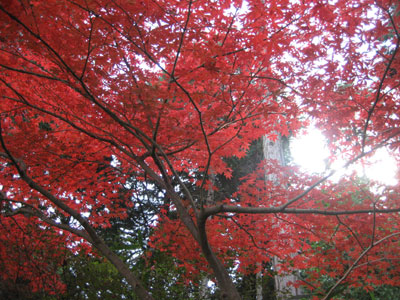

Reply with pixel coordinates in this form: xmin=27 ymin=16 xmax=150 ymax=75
xmin=1 ymin=0 xmax=400 ymax=299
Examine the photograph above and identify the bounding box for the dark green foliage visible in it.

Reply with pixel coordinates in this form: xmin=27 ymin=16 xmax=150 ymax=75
xmin=236 ymin=268 xmax=276 ymax=300
xmin=58 ymin=254 xmax=134 ymax=300
xmin=214 ymin=138 xmax=265 ymax=202
xmin=0 ymin=278 xmax=53 ymax=300
xmin=38 ymin=121 xmax=52 ymax=131
xmin=136 ymin=251 xmax=201 ymax=299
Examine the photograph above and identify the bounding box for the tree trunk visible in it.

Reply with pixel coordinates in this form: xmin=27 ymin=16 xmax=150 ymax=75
xmin=273 ymin=257 xmax=303 ymax=300
xmin=198 ymin=169 xmax=242 ymax=299
xmin=200 ymin=276 xmax=210 ymax=299
xmin=263 ymin=135 xmax=303 ymax=300
xmin=256 ymin=269 xmax=263 ymax=300
xmin=198 ymin=214 xmax=242 ymax=300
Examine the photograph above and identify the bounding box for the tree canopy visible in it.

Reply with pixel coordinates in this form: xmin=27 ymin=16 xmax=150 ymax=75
xmin=0 ymin=0 xmax=400 ymax=299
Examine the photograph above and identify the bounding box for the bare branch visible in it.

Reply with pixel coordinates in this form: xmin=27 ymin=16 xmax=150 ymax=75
xmin=204 ymin=204 xmax=400 ymax=218
xmin=0 ymin=118 xmax=155 ymax=300
xmin=322 ymin=232 xmax=400 ymax=300
xmin=3 ymin=206 xmax=91 ymax=242
xmin=361 ymin=8 xmax=400 ymax=151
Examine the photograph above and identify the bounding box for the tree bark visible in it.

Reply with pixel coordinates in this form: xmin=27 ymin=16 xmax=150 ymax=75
xmin=263 ymin=135 xmax=303 ymax=300
xmin=256 ymin=269 xmax=263 ymax=300
xmin=200 ymin=276 xmax=210 ymax=299
xmin=198 ymin=214 xmax=242 ymax=300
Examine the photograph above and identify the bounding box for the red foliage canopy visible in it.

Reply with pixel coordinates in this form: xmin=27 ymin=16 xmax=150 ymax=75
xmin=0 ymin=0 xmax=399 ymax=299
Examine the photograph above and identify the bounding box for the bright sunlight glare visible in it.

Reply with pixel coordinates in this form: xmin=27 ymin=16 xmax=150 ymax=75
xmin=362 ymin=148 xmax=398 ymax=186
xmin=290 ymin=127 xmax=329 ymax=174
xmin=291 ymin=127 xmax=398 ymax=185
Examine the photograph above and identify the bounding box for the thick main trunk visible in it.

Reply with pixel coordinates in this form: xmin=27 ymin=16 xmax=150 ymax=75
xmin=198 ymin=215 xmax=242 ymax=300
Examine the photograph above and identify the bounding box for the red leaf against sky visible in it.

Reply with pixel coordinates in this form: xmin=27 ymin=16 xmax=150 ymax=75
xmin=0 ymin=0 xmax=400 ymax=299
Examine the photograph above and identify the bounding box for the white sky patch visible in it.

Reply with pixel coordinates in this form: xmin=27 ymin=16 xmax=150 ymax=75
xmin=291 ymin=127 xmax=329 ymax=173
xmin=361 ymin=148 xmax=398 ymax=185
xmin=291 ymin=127 xmax=398 ymax=185
xmin=225 ymin=1 xmax=249 ymax=30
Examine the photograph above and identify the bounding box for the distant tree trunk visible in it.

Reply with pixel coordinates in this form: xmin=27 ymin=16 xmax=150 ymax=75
xmin=200 ymin=276 xmax=209 ymax=299
xmin=256 ymin=269 xmax=263 ymax=300
xmin=263 ymin=135 xmax=303 ymax=300
xmin=272 ymin=256 xmax=303 ymax=300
